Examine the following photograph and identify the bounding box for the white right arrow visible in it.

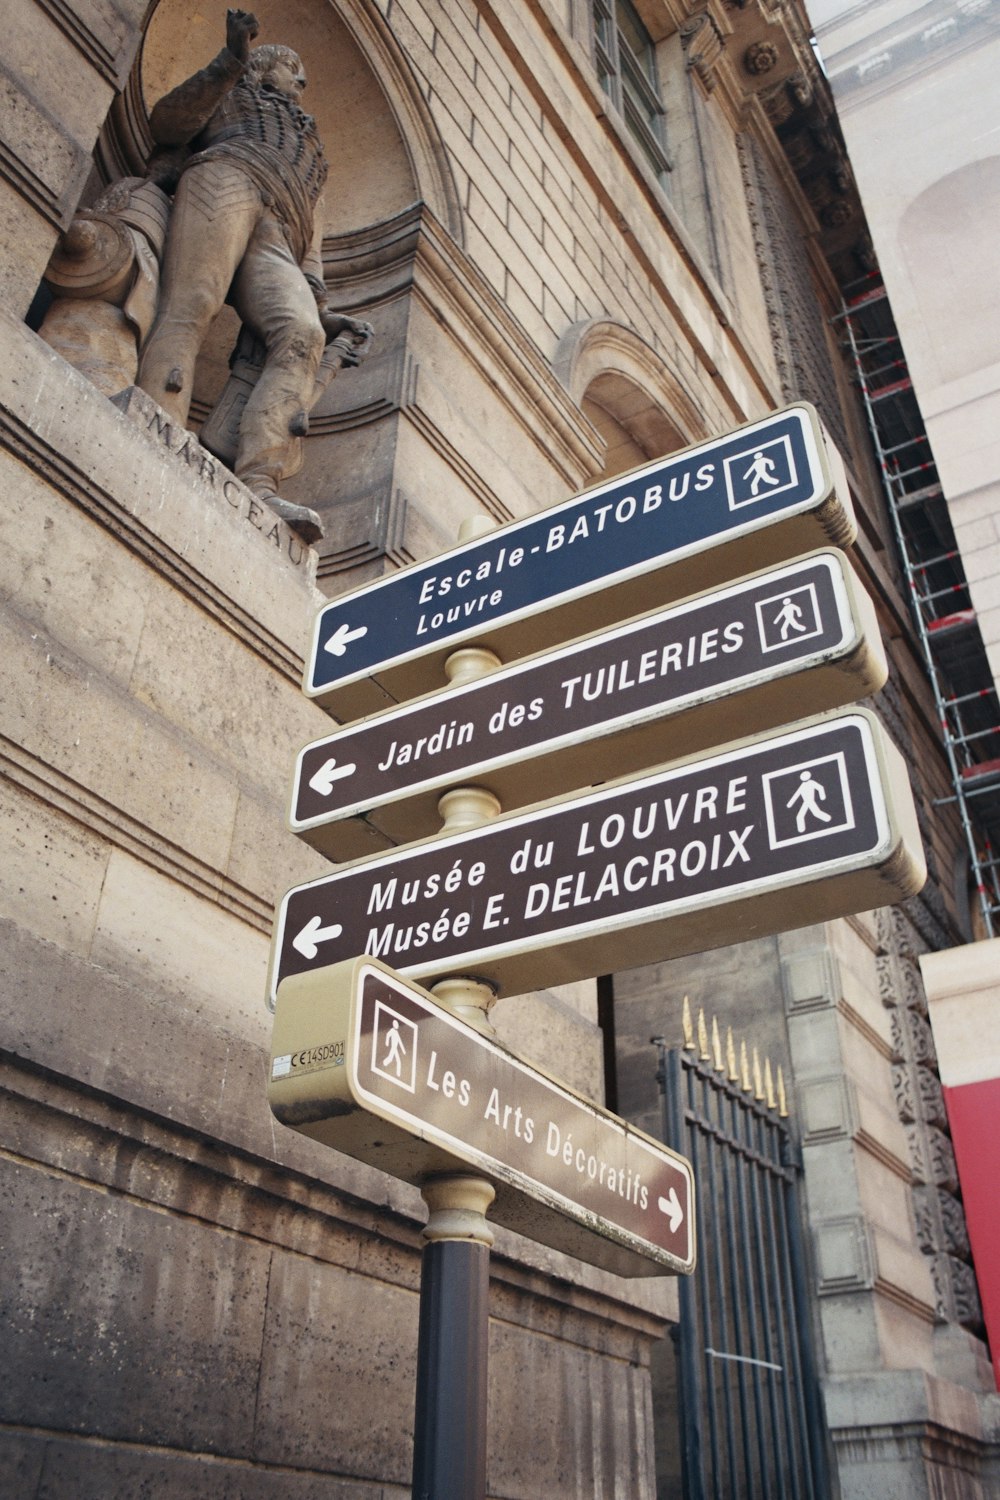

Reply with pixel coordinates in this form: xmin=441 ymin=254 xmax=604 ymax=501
xmin=292 ymin=915 xmax=344 ymax=960
xmin=308 ymin=757 xmax=357 ymax=796
xmin=323 ymin=621 xmax=369 ymax=657
xmin=657 ymin=1188 xmax=685 ymax=1233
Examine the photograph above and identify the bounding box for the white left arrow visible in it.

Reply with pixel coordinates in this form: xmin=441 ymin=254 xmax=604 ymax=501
xmin=323 ymin=621 xmax=368 ymax=657
xmin=292 ymin=915 xmax=344 ymax=960
xmin=308 ymin=757 xmax=357 ymax=796
xmin=657 ymin=1188 xmax=685 ymax=1233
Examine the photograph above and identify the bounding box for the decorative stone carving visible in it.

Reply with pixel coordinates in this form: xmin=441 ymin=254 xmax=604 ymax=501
xmin=939 ymin=1192 xmax=972 ymax=1258
xmin=949 ymin=1256 xmax=985 ymax=1331
xmin=136 ymin=9 xmax=373 ymax=542
xmin=744 ymin=40 xmax=779 ymax=75
xmin=680 ymin=13 xmax=727 ymax=91
xmin=877 ymin=901 xmax=982 ymax=1332
xmin=891 ymin=1063 xmax=915 ymax=1123
xmin=737 ymin=135 xmax=851 ymax=457
xmin=759 ymin=73 xmax=812 ymax=129
xmin=916 ymin=1067 xmax=948 ymax=1129
xmin=821 ymin=199 xmax=855 ymax=228
xmin=914 ymin=1187 xmax=970 ymax=1258
xmin=891 ymin=1006 xmax=938 ymax=1069
xmin=912 ymin=1185 xmax=939 ymax=1254
xmin=906 ymin=1125 xmax=958 ymax=1193
xmin=39 ymin=178 xmax=170 ymax=396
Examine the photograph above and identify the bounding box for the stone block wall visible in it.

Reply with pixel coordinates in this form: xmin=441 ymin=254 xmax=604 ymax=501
xmin=0 ymin=313 xmax=671 ymax=1494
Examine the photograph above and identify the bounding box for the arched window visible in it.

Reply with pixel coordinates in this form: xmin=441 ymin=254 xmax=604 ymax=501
xmin=554 ymin=317 xmax=706 ymax=481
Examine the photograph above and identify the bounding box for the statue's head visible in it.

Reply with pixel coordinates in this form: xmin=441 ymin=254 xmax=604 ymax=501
xmin=247 ymin=44 xmax=306 ymax=101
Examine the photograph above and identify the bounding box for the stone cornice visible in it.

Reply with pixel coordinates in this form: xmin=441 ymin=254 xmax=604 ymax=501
xmin=817 ymin=0 xmax=1000 ymax=107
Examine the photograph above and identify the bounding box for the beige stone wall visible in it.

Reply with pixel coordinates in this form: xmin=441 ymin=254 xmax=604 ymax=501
xmin=0 ymin=311 xmax=671 ymax=1494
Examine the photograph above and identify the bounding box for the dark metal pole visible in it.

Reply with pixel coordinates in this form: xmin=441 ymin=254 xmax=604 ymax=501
xmin=411 ymin=1174 xmax=495 ymax=1500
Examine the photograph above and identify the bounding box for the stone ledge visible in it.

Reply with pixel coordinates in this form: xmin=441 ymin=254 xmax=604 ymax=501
xmin=824 ymin=1368 xmax=1000 ymax=1445
xmin=0 ymin=1430 xmax=405 ymax=1500
xmin=0 ymin=314 xmax=322 ymax=685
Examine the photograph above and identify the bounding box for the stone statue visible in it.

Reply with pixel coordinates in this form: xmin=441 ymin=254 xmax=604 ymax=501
xmin=137 ymin=9 xmax=372 ymax=542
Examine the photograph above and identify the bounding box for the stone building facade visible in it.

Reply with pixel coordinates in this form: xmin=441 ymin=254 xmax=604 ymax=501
xmin=1 ymin=1 xmax=997 ymax=1497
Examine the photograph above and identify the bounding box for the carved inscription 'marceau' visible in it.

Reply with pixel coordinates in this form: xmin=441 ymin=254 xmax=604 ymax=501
xmin=115 ymin=384 xmax=311 ymax=568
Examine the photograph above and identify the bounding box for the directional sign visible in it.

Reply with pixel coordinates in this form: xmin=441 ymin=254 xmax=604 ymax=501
xmin=268 ymin=709 xmax=924 ymax=1006
xmin=269 ymin=957 xmax=695 ymax=1277
xmin=290 ymin=552 xmax=886 ymax=860
xmin=306 ymin=404 xmax=854 ymax=720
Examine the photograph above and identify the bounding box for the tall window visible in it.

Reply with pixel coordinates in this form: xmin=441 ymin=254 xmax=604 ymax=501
xmin=593 ymin=0 xmax=671 ymax=181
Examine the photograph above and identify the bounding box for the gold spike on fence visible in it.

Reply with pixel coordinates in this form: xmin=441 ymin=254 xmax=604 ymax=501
xmin=677 ymin=1001 xmax=792 ymax=1115
xmin=711 ymin=1016 xmax=724 ymax=1072
xmin=752 ymin=1047 xmax=764 ymax=1101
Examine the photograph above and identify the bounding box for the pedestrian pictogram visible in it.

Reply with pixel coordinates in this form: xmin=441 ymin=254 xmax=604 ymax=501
xmin=755 ymin=581 xmax=823 ymax=653
xmin=789 ymin=770 xmax=832 ymax=830
xmin=725 ymin=434 xmax=798 ymax=509
xmin=763 ymin=751 xmax=855 ymax=848
xmin=371 ymin=1000 xmax=417 ymax=1092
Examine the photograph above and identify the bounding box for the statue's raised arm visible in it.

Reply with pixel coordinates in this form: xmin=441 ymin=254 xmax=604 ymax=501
xmin=149 ymin=10 xmax=259 ymax=147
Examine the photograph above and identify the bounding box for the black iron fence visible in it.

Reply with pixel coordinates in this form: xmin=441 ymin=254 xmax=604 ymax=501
xmin=652 ymin=1018 xmax=831 ymax=1500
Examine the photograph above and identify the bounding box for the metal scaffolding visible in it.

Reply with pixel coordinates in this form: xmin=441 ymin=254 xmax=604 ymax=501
xmin=839 ymin=272 xmax=1000 ymax=940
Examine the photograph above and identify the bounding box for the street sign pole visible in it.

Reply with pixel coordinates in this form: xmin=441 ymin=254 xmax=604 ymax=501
xmin=411 ymin=1176 xmax=494 ymax=1500
xmin=267 ymin=405 xmax=925 ymax=1495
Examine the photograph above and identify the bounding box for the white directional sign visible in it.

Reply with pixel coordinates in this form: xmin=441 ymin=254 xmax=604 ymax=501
xmin=305 ymin=404 xmax=854 ymax=720
xmin=290 ymin=552 xmax=886 ymax=860
xmin=268 ymin=709 xmax=924 ymax=1007
xmin=269 ymin=958 xmax=696 ymax=1277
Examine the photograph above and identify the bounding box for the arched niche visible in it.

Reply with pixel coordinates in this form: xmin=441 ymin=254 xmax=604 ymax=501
xmin=71 ymin=0 xmax=469 ymax=561
xmin=553 ymin=319 xmax=707 ymax=481
xmin=109 ymin=0 xmax=459 ymax=411
xmin=898 ymin=157 xmax=1000 ymax=388
xmin=102 ymin=0 xmax=460 ymax=240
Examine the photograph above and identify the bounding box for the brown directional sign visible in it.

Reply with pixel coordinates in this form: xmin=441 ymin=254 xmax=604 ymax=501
xmin=290 ymin=552 xmax=886 ymax=860
xmin=305 ymin=404 xmax=854 ymax=720
xmin=268 ymin=708 xmax=925 ymax=1006
xmin=269 ymin=957 xmax=696 ymax=1277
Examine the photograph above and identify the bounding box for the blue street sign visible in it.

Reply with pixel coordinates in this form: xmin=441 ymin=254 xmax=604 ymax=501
xmin=305 ymin=404 xmax=853 ymax=720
